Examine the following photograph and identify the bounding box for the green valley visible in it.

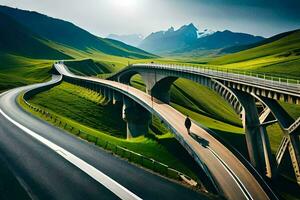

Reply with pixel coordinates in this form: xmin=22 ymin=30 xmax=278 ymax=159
xmin=1 ymin=4 xmax=300 ymax=200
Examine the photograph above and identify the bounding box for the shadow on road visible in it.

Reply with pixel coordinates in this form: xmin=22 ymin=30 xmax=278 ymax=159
xmin=189 ymin=132 xmax=209 ymax=148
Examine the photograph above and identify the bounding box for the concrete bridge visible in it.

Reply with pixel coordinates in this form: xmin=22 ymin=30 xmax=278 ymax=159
xmin=54 ymin=63 xmax=279 ymax=200
xmin=108 ymin=63 xmax=300 ymax=185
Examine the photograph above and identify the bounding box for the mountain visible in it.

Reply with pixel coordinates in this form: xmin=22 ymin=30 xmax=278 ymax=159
xmin=139 ymin=23 xmax=199 ymax=54
xmin=107 ymin=34 xmax=144 ymax=47
xmin=138 ymin=23 xmax=264 ymax=55
xmin=0 ymin=12 xmax=71 ymax=60
xmin=0 ymin=5 xmax=156 ymax=59
xmin=178 ymin=30 xmax=264 ymax=53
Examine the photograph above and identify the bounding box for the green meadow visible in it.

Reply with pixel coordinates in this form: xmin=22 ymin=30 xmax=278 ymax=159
xmin=1 ymin=20 xmax=299 ymax=198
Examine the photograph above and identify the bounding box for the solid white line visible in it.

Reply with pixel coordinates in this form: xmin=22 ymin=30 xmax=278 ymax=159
xmin=0 ymin=108 xmax=142 ymax=200
xmin=208 ymin=147 xmax=253 ymax=200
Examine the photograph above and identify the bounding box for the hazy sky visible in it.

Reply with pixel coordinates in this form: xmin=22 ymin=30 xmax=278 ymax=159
xmin=1 ymin=0 xmax=299 ymax=38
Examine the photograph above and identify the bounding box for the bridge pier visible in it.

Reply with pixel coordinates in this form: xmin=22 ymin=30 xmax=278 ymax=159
xmin=122 ymin=97 xmax=151 ymax=139
xmin=257 ymin=97 xmax=300 ymax=185
xmin=233 ymin=91 xmax=274 ymax=177
xmin=140 ymin=72 xmax=177 ymax=104
xmin=112 ymin=90 xmax=122 ymax=105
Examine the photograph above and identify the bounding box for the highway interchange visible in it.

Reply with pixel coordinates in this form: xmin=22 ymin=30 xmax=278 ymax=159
xmin=55 ymin=64 xmax=278 ymax=200
xmin=0 ymin=63 xmax=281 ymax=200
xmin=0 ymin=76 xmax=206 ymax=200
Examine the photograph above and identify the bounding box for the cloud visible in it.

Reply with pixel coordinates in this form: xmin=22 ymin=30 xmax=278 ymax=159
xmin=0 ymin=0 xmax=299 ymax=37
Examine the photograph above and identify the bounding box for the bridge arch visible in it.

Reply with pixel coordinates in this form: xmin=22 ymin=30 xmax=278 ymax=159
xmin=54 ymin=63 xmax=281 ymax=199
xmin=110 ymin=66 xmax=243 ymax=114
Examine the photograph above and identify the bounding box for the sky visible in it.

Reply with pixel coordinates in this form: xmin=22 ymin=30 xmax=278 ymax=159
xmin=0 ymin=0 xmax=299 ymax=38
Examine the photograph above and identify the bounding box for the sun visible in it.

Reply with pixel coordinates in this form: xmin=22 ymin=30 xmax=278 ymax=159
xmin=113 ymin=0 xmax=138 ymax=8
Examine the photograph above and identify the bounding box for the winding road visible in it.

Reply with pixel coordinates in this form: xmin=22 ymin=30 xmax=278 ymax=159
xmin=0 ymin=75 xmax=206 ymax=199
xmin=54 ymin=64 xmax=278 ymax=200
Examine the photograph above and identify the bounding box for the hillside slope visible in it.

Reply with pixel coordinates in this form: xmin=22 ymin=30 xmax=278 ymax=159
xmin=210 ymin=30 xmax=300 ymax=78
xmin=0 ymin=12 xmax=70 ymax=60
xmin=220 ymin=29 xmax=300 ymax=54
xmin=0 ymin=5 xmax=156 ymax=59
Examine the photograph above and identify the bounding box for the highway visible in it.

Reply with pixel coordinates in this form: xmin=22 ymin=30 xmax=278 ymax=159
xmin=0 ymin=75 xmax=207 ymax=199
xmin=55 ymin=64 xmax=278 ymax=200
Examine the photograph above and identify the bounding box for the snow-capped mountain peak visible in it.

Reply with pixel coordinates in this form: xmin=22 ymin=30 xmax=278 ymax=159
xmin=197 ymin=29 xmax=215 ymax=38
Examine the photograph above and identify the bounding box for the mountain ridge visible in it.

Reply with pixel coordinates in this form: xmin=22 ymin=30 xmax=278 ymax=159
xmin=107 ymin=34 xmax=144 ymax=47
xmin=0 ymin=5 xmax=156 ymax=59
xmin=138 ymin=23 xmax=265 ymax=55
xmin=0 ymin=12 xmax=71 ymax=60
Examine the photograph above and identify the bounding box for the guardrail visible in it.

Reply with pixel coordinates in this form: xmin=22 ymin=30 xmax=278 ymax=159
xmin=106 ymin=63 xmax=300 ymax=92
xmin=22 ymin=97 xmax=199 ymax=188
xmin=133 ymin=63 xmax=300 ymax=86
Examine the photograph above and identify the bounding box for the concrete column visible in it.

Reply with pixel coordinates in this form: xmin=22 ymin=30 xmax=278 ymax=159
xmin=289 ymin=134 xmax=300 ymax=185
xmin=140 ymin=72 xmax=177 ymax=104
xmin=122 ymin=97 xmax=151 ymax=139
xmin=112 ymin=90 xmax=122 ymax=105
xmin=234 ymin=91 xmax=272 ymax=176
xmin=257 ymin=96 xmax=300 ymax=185
xmin=259 ymin=125 xmax=274 ymax=178
xmin=105 ymin=88 xmax=112 ymax=103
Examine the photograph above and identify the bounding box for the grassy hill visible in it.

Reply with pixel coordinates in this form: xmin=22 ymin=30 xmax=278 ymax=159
xmin=27 ymin=82 xmax=206 ymax=183
xmin=220 ymin=29 xmax=300 ymax=54
xmin=210 ymin=30 xmax=300 ymax=79
xmin=0 ymin=5 xmax=156 ymax=59
xmin=0 ymin=12 xmax=70 ymax=60
xmin=0 ymin=55 xmax=53 ymax=92
xmin=0 ymin=5 xmax=157 ymax=93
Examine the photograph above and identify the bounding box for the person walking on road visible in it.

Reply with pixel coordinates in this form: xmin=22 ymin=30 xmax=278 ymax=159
xmin=185 ymin=115 xmax=192 ymax=134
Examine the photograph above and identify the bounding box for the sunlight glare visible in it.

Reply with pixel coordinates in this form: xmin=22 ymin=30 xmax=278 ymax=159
xmin=113 ymin=0 xmax=138 ymax=9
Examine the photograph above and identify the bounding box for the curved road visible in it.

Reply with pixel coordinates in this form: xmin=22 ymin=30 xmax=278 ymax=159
xmin=0 ymin=76 xmax=206 ymax=199
xmin=55 ymin=64 xmax=278 ymax=200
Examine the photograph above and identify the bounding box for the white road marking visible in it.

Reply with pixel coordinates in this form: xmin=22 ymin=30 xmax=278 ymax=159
xmin=0 ymin=108 xmax=142 ymax=200
xmin=207 ymin=147 xmax=253 ymax=200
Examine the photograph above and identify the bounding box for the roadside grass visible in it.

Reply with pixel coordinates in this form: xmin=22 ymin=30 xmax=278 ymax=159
xmin=129 ymin=75 xmax=245 ymax=153
xmin=2 ymin=51 xmax=297 ymax=159
xmin=171 ymin=79 xmax=242 ymax=127
xmin=128 ymin=71 xmax=299 ymax=170
xmin=25 ymin=82 xmax=204 ymax=181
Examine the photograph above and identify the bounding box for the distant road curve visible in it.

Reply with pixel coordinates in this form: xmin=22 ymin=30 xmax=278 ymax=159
xmin=0 ymin=75 xmax=206 ymax=199
xmin=55 ymin=63 xmax=279 ymax=200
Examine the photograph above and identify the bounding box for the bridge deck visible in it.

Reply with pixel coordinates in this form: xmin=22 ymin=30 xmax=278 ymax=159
xmin=55 ymin=64 xmax=277 ymax=200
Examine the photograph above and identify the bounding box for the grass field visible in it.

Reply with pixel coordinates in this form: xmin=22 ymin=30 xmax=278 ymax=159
xmin=1 ymin=25 xmax=299 ymax=199
xmin=59 ymin=57 xmax=298 ymax=159
xmin=27 ymin=82 xmax=206 ymax=181
xmin=1 ymin=6 xmax=300 ymax=199
xmin=0 ymin=54 xmax=53 ymax=92
xmin=1 ymin=37 xmax=298 ymax=159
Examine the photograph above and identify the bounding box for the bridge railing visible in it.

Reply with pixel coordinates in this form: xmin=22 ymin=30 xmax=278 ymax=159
xmin=21 ymin=96 xmax=199 ymax=188
xmin=130 ymin=63 xmax=300 ymax=91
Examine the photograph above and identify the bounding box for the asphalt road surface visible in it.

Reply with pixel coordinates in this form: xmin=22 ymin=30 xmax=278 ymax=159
xmin=55 ymin=63 xmax=278 ymax=200
xmin=0 ymin=77 xmax=207 ymax=200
